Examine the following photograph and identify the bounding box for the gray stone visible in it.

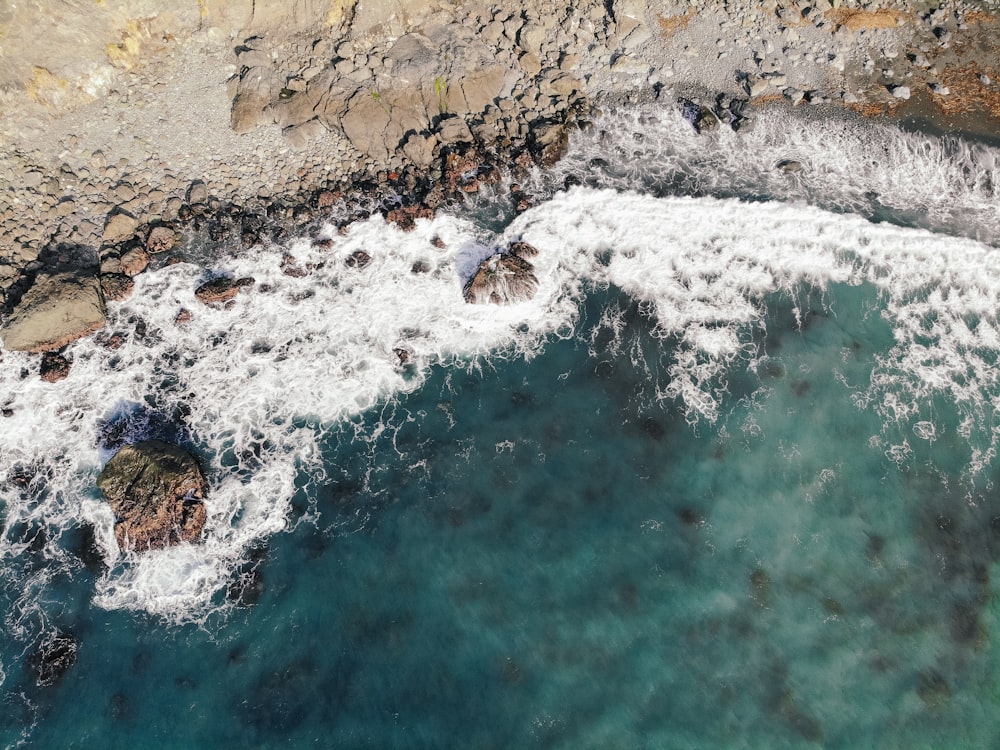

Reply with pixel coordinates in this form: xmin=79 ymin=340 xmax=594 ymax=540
xmin=1 ymin=271 xmax=106 ymax=352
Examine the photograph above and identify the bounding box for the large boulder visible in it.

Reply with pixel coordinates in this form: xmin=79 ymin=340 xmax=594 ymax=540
xmin=1 ymin=271 xmax=107 ymax=352
xmin=97 ymin=440 xmax=208 ymax=552
xmin=463 ymin=249 xmax=539 ymax=305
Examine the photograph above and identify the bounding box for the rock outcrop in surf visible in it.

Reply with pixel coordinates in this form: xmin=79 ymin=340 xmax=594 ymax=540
xmin=462 ymin=243 xmax=539 ymax=305
xmin=97 ymin=440 xmax=208 ymax=552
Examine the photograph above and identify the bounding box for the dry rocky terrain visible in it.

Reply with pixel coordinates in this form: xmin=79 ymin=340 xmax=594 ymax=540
xmin=1 ymin=0 xmax=999 ymax=322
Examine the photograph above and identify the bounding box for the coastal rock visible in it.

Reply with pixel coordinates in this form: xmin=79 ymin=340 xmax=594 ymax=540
xmin=1 ymin=271 xmax=106 ymax=352
xmin=39 ymin=352 xmax=71 ymax=383
xmin=96 ymin=440 xmax=208 ymax=552
xmin=463 ymin=251 xmax=538 ymax=305
xmin=100 ymin=273 xmax=135 ymax=302
xmin=119 ymin=247 xmax=150 ymax=276
xmin=146 ymin=226 xmax=177 ymax=254
xmin=195 ymin=277 xmax=254 ymax=305
xmin=102 ymin=211 xmax=139 ymax=244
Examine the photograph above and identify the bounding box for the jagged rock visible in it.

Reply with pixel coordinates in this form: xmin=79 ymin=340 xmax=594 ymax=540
xmin=386 ymin=204 xmax=435 ymax=231
xmin=678 ymin=98 xmax=719 ymax=133
xmin=1 ymin=271 xmax=106 ymax=352
xmin=194 ymin=277 xmax=254 ymax=305
xmin=146 ymin=226 xmax=177 ymax=254
xmin=39 ymin=352 xmax=70 ymax=382
xmin=29 ymin=631 xmax=78 ymax=687
xmin=508 ymin=241 xmax=539 ymax=259
xmin=100 ymin=273 xmax=135 ymax=302
xmin=463 ymin=251 xmax=538 ymax=305
xmin=97 ymin=440 xmax=208 ymax=552
xmin=345 ymin=250 xmax=372 ymax=269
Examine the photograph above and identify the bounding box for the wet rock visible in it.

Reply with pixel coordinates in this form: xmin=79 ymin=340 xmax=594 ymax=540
xmin=97 ymin=440 xmax=207 ymax=552
xmin=345 ymin=250 xmax=372 ymax=269
xmin=119 ymin=247 xmax=150 ymax=276
xmin=100 ymin=273 xmax=135 ymax=302
xmin=508 ymin=241 xmax=539 ymax=259
xmin=1 ymin=271 xmax=106 ymax=352
xmin=386 ymin=204 xmax=435 ymax=231
xmin=146 ymin=226 xmax=177 ymax=254
xmin=463 ymin=251 xmax=538 ymax=305
xmin=775 ymin=159 xmax=805 ymax=173
xmin=678 ymin=98 xmax=719 ymax=133
xmin=29 ymin=631 xmax=79 ymax=687
xmin=195 ymin=277 xmax=254 ymax=305
xmin=39 ymin=352 xmax=70 ymax=383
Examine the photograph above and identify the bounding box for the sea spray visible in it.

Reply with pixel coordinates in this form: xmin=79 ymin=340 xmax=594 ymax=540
xmin=1 ymin=104 xmax=999 ymax=629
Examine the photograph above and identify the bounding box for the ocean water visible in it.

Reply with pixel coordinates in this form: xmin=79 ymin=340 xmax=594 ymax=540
xmin=3 ymin=103 xmax=1000 ymax=747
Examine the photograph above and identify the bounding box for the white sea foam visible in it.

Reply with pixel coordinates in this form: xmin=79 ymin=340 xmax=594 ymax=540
xmin=3 ymin=102 xmax=1000 ymax=622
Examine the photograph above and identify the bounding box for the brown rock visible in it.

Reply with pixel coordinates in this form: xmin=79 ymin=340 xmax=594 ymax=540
xmin=345 ymin=250 xmax=372 ymax=269
xmin=146 ymin=226 xmax=177 ymax=254
xmin=195 ymin=277 xmax=255 ymax=305
xmin=120 ymin=247 xmax=150 ymax=276
xmin=1 ymin=271 xmax=106 ymax=352
xmin=175 ymin=309 xmax=192 ymax=325
xmin=96 ymin=441 xmax=207 ymax=552
xmin=39 ymin=352 xmax=70 ymax=383
xmin=102 ymin=211 xmax=139 ymax=244
xmin=463 ymin=252 xmax=538 ymax=305
xmin=386 ymin=205 xmax=435 ymax=232
xmin=100 ymin=273 xmax=135 ymax=302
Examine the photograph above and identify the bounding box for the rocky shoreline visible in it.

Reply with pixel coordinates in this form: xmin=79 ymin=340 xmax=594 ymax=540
xmin=2 ymin=0 xmax=1000 ymax=345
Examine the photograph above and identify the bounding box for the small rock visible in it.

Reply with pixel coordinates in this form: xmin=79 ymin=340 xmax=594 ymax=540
xmin=120 ymin=247 xmax=150 ymax=276
xmin=187 ymin=181 xmax=208 ymax=205
xmin=775 ymin=159 xmax=805 ymax=173
xmin=194 ymin=277 xmax=254 ymax=305
xmin=175 ymin=309 xmax=192 ymax=325
xmin=100 ymin=273 xmax=134 ymax=302
xmin=345 ymin=250 xmax=372 ymax=269
xmin=888 ymin=84 xmax=911 ymax=99
xmin=146 ymin=226 xmax=176 ymax=254
xmin=39 ymin=352 xmax=71 ymax=383
xmin=508 ymin=241 xmax=539 ymax=259
xmin=102 ymin=211 xmax=139 ymax=244
xmin=386 ymin=205 xmax=435 ymax=232
xmin=929 ymin=82 xmax=950 ymax=96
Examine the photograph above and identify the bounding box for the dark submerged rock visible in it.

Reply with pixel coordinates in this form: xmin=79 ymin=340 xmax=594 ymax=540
xmin=29 ymin=631 xmax=79 ymax=687
xmin=96 ymin=440 xmax=207 ymax=552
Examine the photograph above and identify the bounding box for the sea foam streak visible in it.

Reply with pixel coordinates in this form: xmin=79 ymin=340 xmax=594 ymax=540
xmin=1 ymin=104 xmax=1000 ymax=628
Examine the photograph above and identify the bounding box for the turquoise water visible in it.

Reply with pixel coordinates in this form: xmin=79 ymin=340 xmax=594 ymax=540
xmin=5 ymin=104 xmax=1000 ymax=747
xmin=6 ymin=279 xmax=1000 ymax=748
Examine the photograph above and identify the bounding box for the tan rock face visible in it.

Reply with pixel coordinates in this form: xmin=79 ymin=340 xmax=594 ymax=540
xmin=1 ymin=271 xmax=107 ymax=352
xmin=97 ymin=440 xmax=208 ymax=552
